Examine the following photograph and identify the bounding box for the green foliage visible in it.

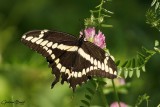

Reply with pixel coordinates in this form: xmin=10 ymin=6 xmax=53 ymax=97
xmin=80 ymin=0 xmax=160 ymax=106
xmin=146 ymin=0 xmax=160 ymax=31
xmin=80 ymin=79 xmax=109 ymax=107
xmin=117 ymin=40 xmax=159 ymax=78
xmin=117 ymin=0 xmax=160 ymax=79
xmin=80 ymin=79 xmax=96 ymax=107
xmin=154 ymin=40 xmax=160 ymax=53
xmin=111 ymin=80 xmax=121 ymax=107
xmin=135 ymin=94 xmax=150 ymax=107
xmin=84 ymin=0 xmax=113 ymax=28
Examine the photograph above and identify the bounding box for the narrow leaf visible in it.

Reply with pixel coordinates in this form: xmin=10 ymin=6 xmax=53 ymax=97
xmin=146 ymin=49 xmax=155 ymax=54
xmin=122 ymin=61 xmax=128 ymax=67
xmin=101 ymin=24 xmax=113 ymax=27
xmin=98 ymin=80 xmax=107 ymax=86
xmin=103 ymin=9 xmax=114 ymax=14
xmin=136 ymin=67 xmax=141 ymax=78
xmin=151 ymin=0 xmax=157 ymax=6
xmin=138 ymin=54 xmax=145 ymax=64
xmin=137 ymin=58 xmax=144 ymax=66
xmin=126 ymin=60 xmax=132 ymax=67
xmin=138 ymin=52 xmax=146 ymax=59
xmin=155 ymin=40 xmax=159 ymax=46
xmin=154 ymin=47 xmax=160 ymax=53
xmin=132 ymin=59 xmax=136 ymax=68
xmin=90 ymin=79 xmax=96 ymax=87
xmin=116 ymin=60 xmax=120 ymax=66
xmin=85 ymin=95 xmax=91 ymax=101
xmin=142 ymin=47 xmax=149 ymax=55
xmin=129 ymin=69 xmax=134 ymax=77
xmin=155 ymin=2 xmax=159 ymax=11
xmin=118 ymin=67 xmax=122 ymax=76
xmin=124 ymin=68 xmax=128 ymax=78
xmin=81 ymin=100 xmax=90 ymax=106
xmin=142 ymin=66 xmax=146 ymax=72
xmin=86 ymin=87 xmax=95 ymax=95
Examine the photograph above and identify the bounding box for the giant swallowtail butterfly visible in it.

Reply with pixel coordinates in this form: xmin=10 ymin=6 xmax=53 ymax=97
xmin=21 ymin=29 xmax=117 ymax=91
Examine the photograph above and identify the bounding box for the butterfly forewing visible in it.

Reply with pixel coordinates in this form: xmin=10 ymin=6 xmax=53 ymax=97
xmin=21 ymin=29 xmax=117 ymax=91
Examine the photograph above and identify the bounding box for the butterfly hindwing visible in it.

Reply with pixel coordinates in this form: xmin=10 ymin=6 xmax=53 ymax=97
xmin=81 ymin=41 xmax=117 ymax=78
xmin=21 ymin=29 xmax=117 ymax=91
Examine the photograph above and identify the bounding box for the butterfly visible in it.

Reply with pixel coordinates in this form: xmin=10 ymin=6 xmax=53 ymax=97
xmin=21 ymin=29 xmax=117 ymax=91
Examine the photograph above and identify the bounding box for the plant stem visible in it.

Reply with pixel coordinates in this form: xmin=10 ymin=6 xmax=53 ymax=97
xmin=97 ymin=79 xmax=109 ymax=107
xmin=11 ymin=96 xmax=15 ymax=107
xmin=112 ymin=79 xmax=121 ymax=107
xmin=98 ymin=0 xmax=104 ymax=18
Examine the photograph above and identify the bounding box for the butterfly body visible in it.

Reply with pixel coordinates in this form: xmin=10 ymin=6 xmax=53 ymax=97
xmin=21 ymin=29 xmax=117 ymax=91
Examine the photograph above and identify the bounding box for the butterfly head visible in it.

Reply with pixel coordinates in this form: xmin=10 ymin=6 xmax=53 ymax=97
xmin=79 ymin=34 xmax=87 ymax=41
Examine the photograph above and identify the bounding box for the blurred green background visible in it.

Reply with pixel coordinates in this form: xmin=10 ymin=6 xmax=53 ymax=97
xmin=0 ymin=0 xmax=160 ymax=107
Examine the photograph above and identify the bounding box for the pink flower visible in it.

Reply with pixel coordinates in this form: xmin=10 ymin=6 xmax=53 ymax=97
xmin=114 ymin=78 xmax=126 ymax=86
xmin=110 ymin=102 xmax=128 ymax=107
xmin=94 ymin=31 xmax=106 ymax=49
xmin=84 ymin=27 xmax=95 ymax=40
xmin=119 ymin=78 xmax=125 ymax=85
xmin=79 ymin=27 xmax=107 ymax=49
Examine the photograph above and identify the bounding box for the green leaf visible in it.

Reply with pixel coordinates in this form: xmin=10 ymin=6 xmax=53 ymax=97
xmin=142 ymin=47 xmax=148 ymax=53
xmin=132 ymin=59 xmax=136 ymax=68
xmin=118 ymin=40 xmax=158 ymax=78
xmin=116 ymin=60 xmax=120 ymax=66
xmin=154 ymin=47 xmax=160 ymax=53
xmin=138 ymin=55 xmax=145 ymax=65
xmin=146 ymin=49 xmax=155 ymax=54
xmin=103 ymin=9 xmax=114 ymax=14
xmin=81 ymin=100 xmax=90 ymax=106
xmin=136 ymin=67 xmax=141 ymax=78
xmin=122 ymin=61 xmax=128 ymax=67
xmin=155 ymin=40 xmax=159 ymax=46
xmin=137 ymin=58 xmax=144 ymax=66
xmin=124 ymin=68 xmax=128 ymax=78
xmin=142 ymin=66 xmax=146 ymax=72
xmin=126 ymin=60 xmax=132 ymax=67
xmin=98 ymin=80 xmax=107 ymax=86
xmin=135 ymin=94 xmax=150 ymax=107
xmin=101 ymin=24 xmax=113 ymax=28
xmin=86 ymin=87 xmax=95 ymax=95
xmin=151 ymin=0 xmax=157 ymax=6
xmin=129 ymin=69 xmax=134 ymax=77
xmin=90 ymin=79 xmax=97 ymax=87
xmin=138 ymin=52 xmax=146 ymax=59
xmin=117 ymin=67 xmax=122 ymax=76
xmin=85 ymin=95 xmax=91 ymax=101
xmin=155 ymin=2 xmax=159 ymax=11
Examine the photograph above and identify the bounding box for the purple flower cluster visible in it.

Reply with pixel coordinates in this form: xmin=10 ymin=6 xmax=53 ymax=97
xmin=80 ymin=27 xmax=106 ymax=49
